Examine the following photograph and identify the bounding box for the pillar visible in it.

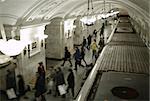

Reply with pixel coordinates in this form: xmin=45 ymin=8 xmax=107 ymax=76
xmin=45 ymin=17 xmax=64 ymax=59
xmin=73 ymin=17 xmax=83 ymax=45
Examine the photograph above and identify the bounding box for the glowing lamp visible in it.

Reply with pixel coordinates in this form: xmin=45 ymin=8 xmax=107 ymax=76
xmin=97 ymin=0 xmax=119 ymax=19
xmin=0 ymin=39 xmax=26 ymax=56
xmin=80 ymin=15 xmax=96 ymax=25
xmin=80 ymin=0 xmax=96 ymax=26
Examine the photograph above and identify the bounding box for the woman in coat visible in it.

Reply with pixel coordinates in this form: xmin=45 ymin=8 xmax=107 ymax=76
xmin=35 ymin=72 xmax=46 ymax=101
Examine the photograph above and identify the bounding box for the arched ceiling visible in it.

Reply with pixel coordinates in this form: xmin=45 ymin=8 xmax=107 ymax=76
xmin=0 ymin=0 xmax=149 ymax=25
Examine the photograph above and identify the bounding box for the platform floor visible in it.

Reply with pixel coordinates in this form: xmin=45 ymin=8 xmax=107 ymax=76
xmin=18 ymin=28 xmax=107 ymax=101
xmin=19 ymin=48 xmax=93 ymax=101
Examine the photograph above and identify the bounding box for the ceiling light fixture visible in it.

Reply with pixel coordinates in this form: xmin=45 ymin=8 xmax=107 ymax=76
xmin=0 ymin=39 xmax=26 ymax=56
xmin=80 ymin=0 xmax=96 ymax=26
xmin=1 ymin=0 xmax=5 ymax=2
xmin=97 ymin=0 xmax=119 ymax=19
xmin=0 ymin=24 xmax=26 ymax=56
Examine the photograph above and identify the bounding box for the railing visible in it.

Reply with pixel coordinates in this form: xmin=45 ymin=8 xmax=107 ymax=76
xmin=74 ymin=45 xmax=108 ymax=101
xmin=106 ymin=19 xmax=120 ymax=44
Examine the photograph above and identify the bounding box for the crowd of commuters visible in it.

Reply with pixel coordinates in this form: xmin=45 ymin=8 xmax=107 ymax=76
xmin=4 ymin=26 xmax=105 ymax=101
xmin=33 ymin=27 xmax=104 ymax=100
xmin=45 ymin=29 xmax=104 ymax=100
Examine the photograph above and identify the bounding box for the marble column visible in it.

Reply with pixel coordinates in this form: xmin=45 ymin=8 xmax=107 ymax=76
xmin=45 ymin=17 xmax=64 ymax=59
xmin=73 ymin=17 xmax=83 ymax=45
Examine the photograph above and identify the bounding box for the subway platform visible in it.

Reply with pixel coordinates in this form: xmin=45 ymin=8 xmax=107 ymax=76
xmin=17 ymin=46 xmax=93 ymax=100
xmin=19 ymin=25 xmax=112 ymax=101
xmin=19 ymin=40 xmax=100 ymax=101
xmin=0 ymin=21 xmax=113 ymax=101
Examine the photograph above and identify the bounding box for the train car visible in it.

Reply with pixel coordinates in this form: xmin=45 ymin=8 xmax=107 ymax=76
xmin=75 ymin=16 xmax=149 ymax=101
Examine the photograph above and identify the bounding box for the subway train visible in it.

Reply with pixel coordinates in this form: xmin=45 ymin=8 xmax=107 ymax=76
xmin=75 ymin=16 xmax=149 ymax=101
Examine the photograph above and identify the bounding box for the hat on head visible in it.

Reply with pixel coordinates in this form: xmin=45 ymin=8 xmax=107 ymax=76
xmin=38 ymin=62 xmax=43 ymax=65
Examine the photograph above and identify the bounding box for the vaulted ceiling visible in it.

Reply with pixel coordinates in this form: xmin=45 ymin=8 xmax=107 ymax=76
xmin=0 ymin=0 xmax=149 ymax=25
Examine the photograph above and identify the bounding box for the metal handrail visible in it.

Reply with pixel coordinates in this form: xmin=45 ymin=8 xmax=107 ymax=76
xmin=74 ymin=45 xmax=108 ymax=101
xmin=106 ymin=19 xmax=120 ymax=44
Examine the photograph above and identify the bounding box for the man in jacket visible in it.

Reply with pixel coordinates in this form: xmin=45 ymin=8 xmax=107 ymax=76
xmin=61 ymin=47 xmax=72 ymax=67
xmin=74 ymin=47 xmax=84 ymax=71
xmin=54 ymin=67 xmax=66 ymax=98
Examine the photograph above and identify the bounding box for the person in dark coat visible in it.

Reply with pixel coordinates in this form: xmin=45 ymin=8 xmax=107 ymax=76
xmin=6 ymin=69 xmax=17 ymax=92
xmin=82 ymin=36 xmax=87 ymax=48
xmin=74 ymin=47 xmax=84 ymax=71
xmin=80 ymin=46 xmax=87 ymax=66
xmin=17 ymin=75 xmax=25 ymax=97
xmin=35 ymin=72 xmax=46 ymax=101
xmin=67 ymin=69 xmax=75 ymax=97
xmin=98 ymin=37 xmax=104 ymax=54
xmin=93 ymin=29 xmax=97 ymax=37
xmin=100 ymin=23 xmax=105 ymax=36
xmin=54 ymin=67 xmax=66 ymax=97
xmin=61 ymin=46 xmax=72 ymax=67
xmin=38 ymin=62 xmax=45 ymax=78
xmin=87 ymin=35 xmax=92 ymax=50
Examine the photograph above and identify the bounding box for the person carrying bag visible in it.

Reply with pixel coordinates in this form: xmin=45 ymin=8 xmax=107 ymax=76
xmin=58 ymin=84 xmax=67 ymax=95
xmin=54 ymin=67 xmax=66 ymax=98
xmin=6 ymin=88 xmax=17 ymax=99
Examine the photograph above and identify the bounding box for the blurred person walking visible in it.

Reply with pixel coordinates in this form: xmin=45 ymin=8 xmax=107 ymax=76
xmin=61 ymin=46 xmax=72 ymax=67
xmin=93 ymin=29 xmax=97 ymax=37
xmin=82 ymin=36 xmax=87 ymax=49
xmin=80 ymin=46 xmax=87 ymax=66
xmin=47 ymin=67 xmax=57 ymax=95
xmin=17 ymin=75 xmax=25 ymax=99
xmin=91 ymin=39 xmax=98 ymax=62
xmin=6 ymin=70 xmax=17 ymax=92
xmin=66 ymin=69 xmax=75 ymax=98
xmin=87 ymin=35 xmax=92 ymax=50
xmin=54 ymin=67 xmax=66 ymax=98
xmin=34 ymin=72 xmax=46 ymax=101
xmin=38 ymin=62 xmax=45 ymax=78
xmin=74 ymin=47 xmax=84 ymax=71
